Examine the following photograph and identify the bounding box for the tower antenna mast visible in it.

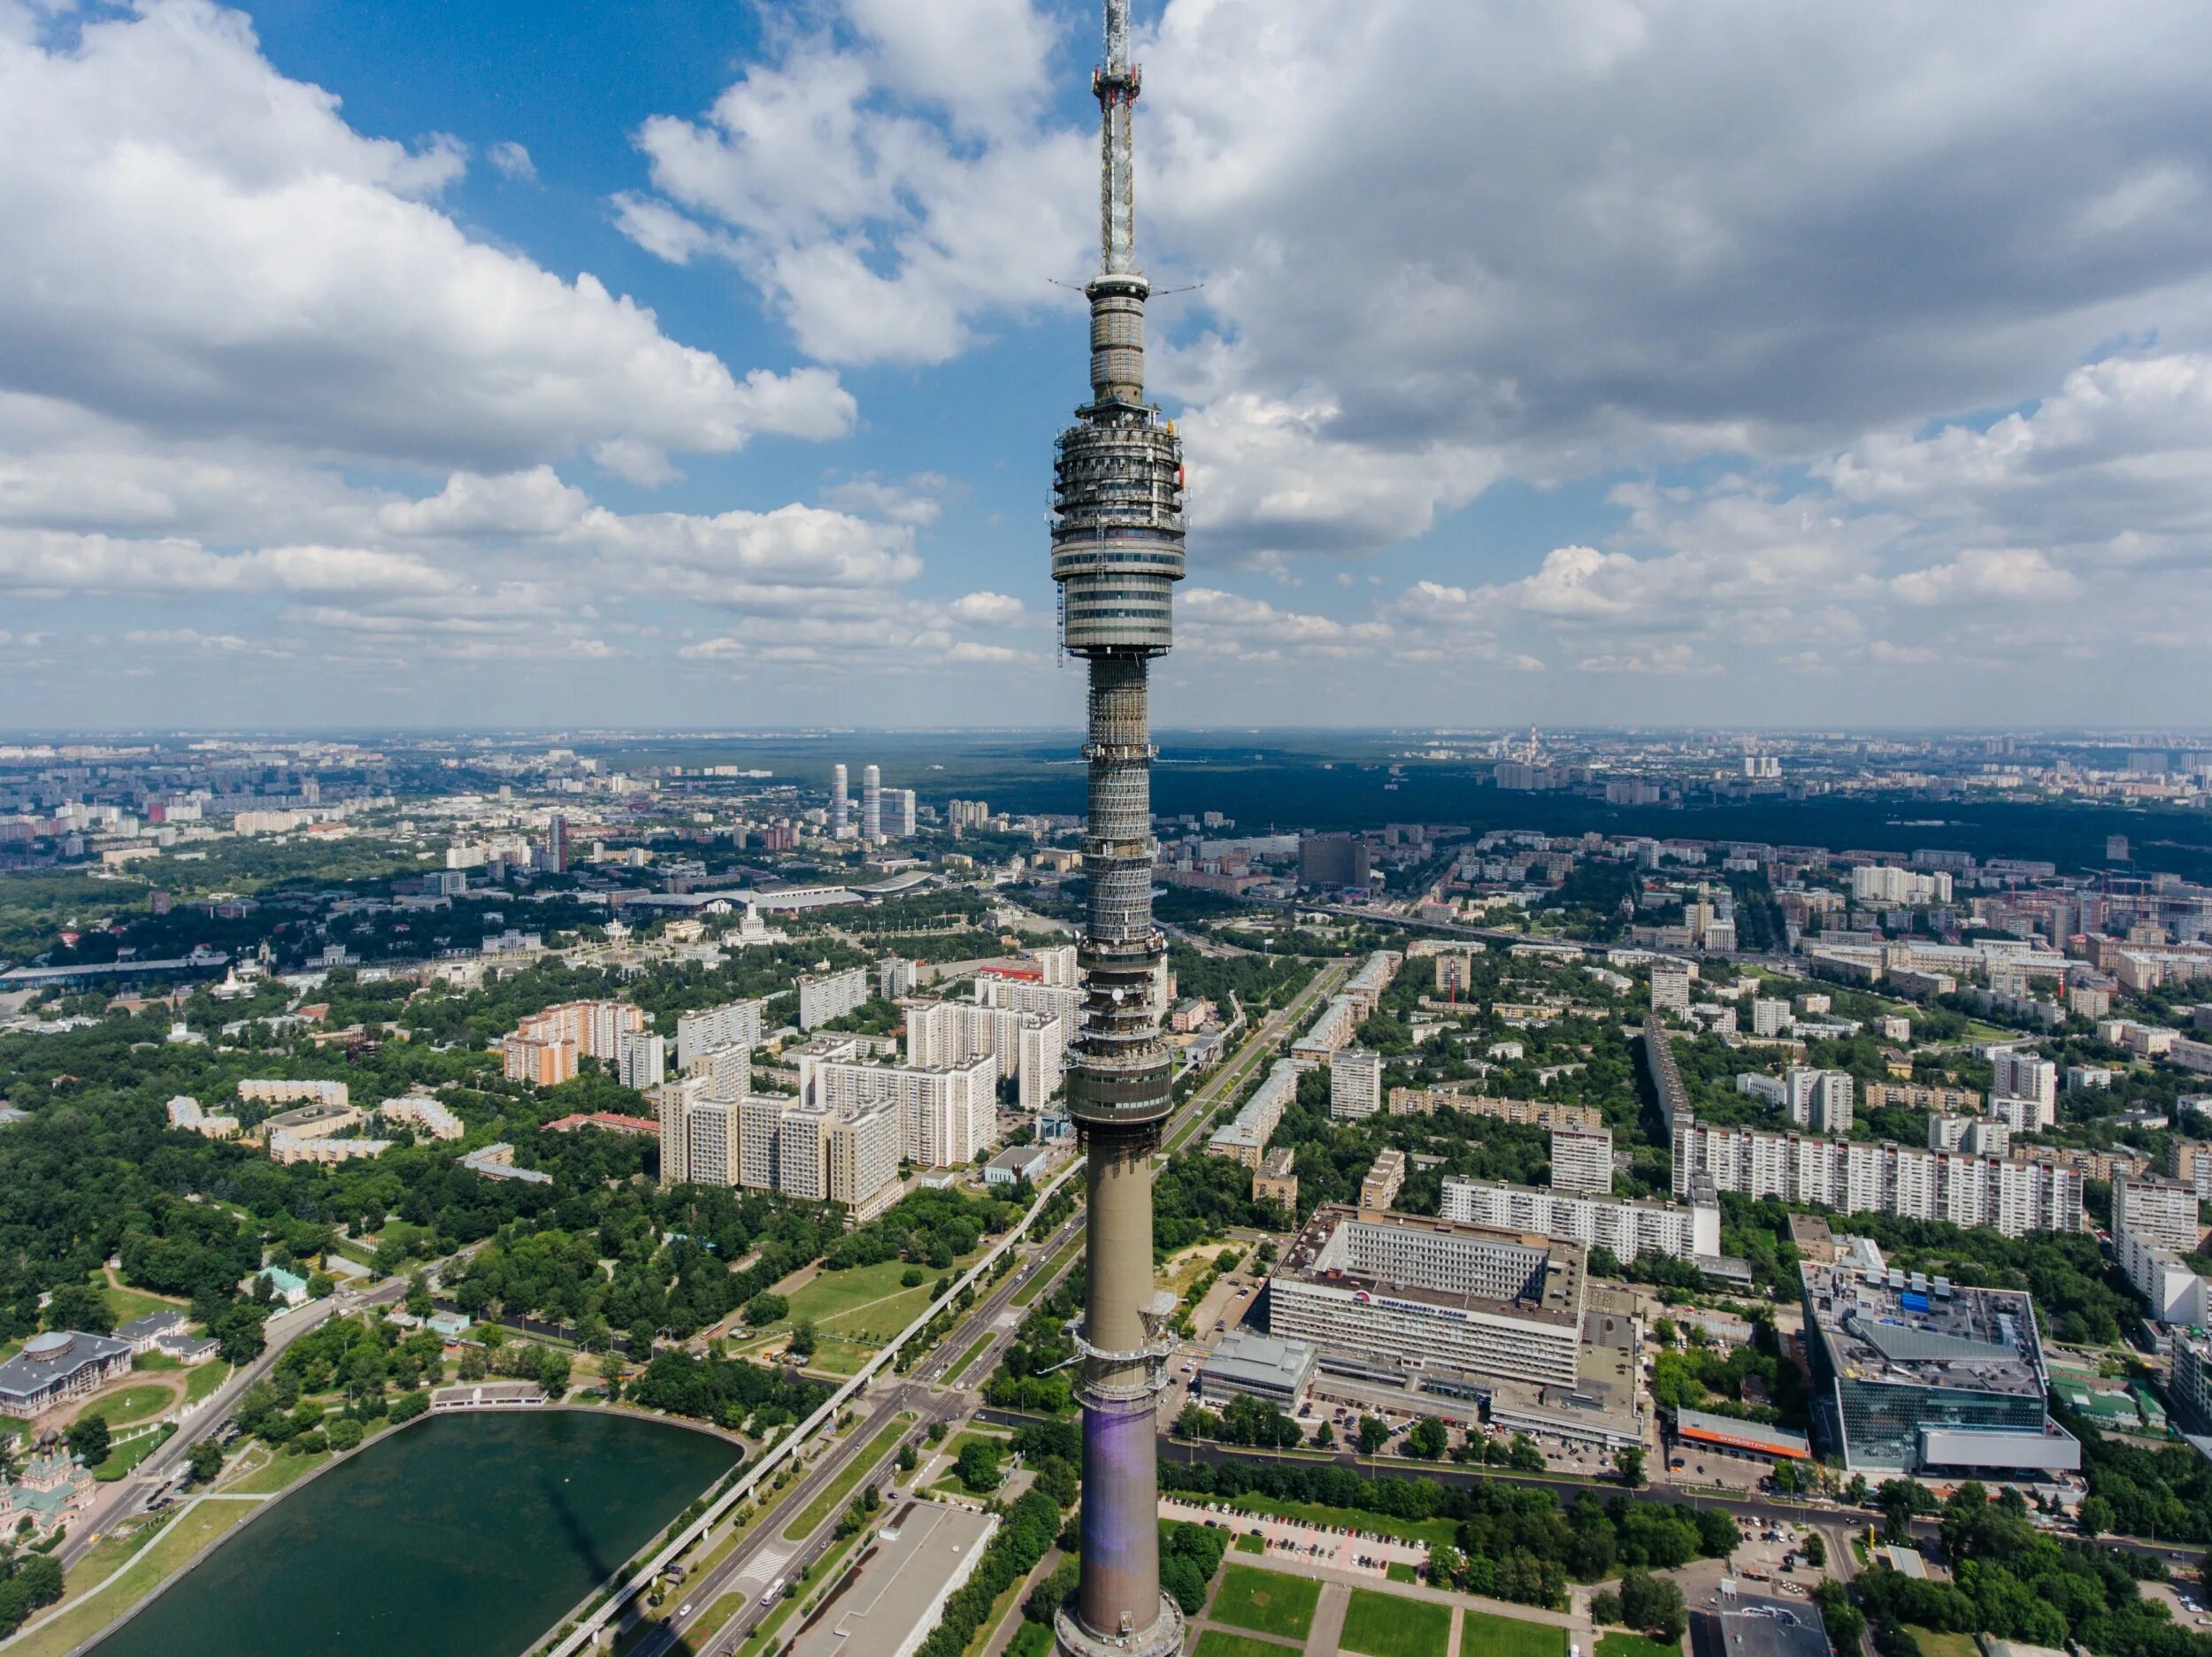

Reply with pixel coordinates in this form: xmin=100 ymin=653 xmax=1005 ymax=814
xmin=1050 ymin=3 xmax=1187 ymax=1655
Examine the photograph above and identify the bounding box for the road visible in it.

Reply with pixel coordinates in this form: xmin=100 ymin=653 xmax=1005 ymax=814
xmin=58 ymin=1274 xmax=408 ymax=1569
xmin=629 ymin=957 xmax=1341 ymax=1655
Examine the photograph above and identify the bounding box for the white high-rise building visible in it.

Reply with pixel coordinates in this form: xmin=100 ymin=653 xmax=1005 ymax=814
xmin=617 ymin=1030 xmax=666 ymax=1090
xmin=798 ymin=967 xmax=870 ymax=1030
xmin=1671 ymin=1118 xmax=2081 ymax=1237
xmin=739 ymin=1093 xmax=785 ymax=1190
xmin=1549 ymin=1125 xmax=1614 ymax=1195
xmin=1752 ymin=998 xmax=1792 ymax=1038
xmin=2115 ymin=1173 xmax=2200 ymax=1253
xmin=778 ymin=1101 xmax=835 ymax=1201
xmin=905 ymin=998 xmax=1068 ymax=1112
xmin=1441 ymin=1176 xmax=1718 ymax=1263
xmin=892 ymin=789 xmax=917 ymax=838
xmin=830 ymin=1100 xmax=903 ymax=1221
xmin=1330 ymin=1049 xmax=1385 ymax=1119
xmin=677 ymin=998 xmax=765 ymax=1070
xmin=1850 ymin=865 xmax=1953 ymax=905
xmin=831 ymin=763 xmax=849 ymax=840
xmin=1991 ymin=1052 xmax=2058 ymax=1130
xmin=862 ymin=764 xmax=882 ymax=843
xmin=1784 ymin=1068 xmax=1855 ymax=1135
xmin=1651 ymin=961 xmax=1693 ymax=1014
xmin=803 ymin=1051 xmax=998 ymax=1169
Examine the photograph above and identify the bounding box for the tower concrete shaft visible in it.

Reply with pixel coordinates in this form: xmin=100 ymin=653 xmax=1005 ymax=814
xmin=1052 ymin=4 xmax=1184 ymax=1656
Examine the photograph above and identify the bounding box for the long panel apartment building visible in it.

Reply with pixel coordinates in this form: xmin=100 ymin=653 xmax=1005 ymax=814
xmin=799 ymin=1039 xmax=997 ymax=1170
xmin=1671 ymin=1118 xmax=2081 ymax=1237
xmin=1267 ymin=1205 xmax=1586 ymax=1394
xmin=1386 ymin=1088 xmax=1602 ymax=1131
xmin=1207 ymin=1058 xmax=1304 ymax=1167
xmin=1440 ymin=1176 xmax=1719 ymax=1264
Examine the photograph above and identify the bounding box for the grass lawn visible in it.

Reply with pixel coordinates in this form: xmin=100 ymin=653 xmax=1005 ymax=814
xmin=225 ymin=1446 xmax=332 ymax=1495
xmin=185 ymin=1361 xmax=233 ymax=1404
xmin=1464 ymin=1609 xmax=1569 ymax=1657
xmin=1234 ymin=1531 xmax=1265 ymax=1554
xmin=1905 ymin=1630 xmax=1978 ymax=1657
xmin=1209 ymin=1566 xmax=1321 ymax=1642
xmin=1341 ymin=1588 xmax=1450 ymax=1657
xmin=801 ymin=1339 xmax=876 ymax=1379
xmin=81 ymin=1385 xmax=179 ymax=1428
xmin=102 ymin=1283 xmax=188 ymax=1325
xmin=1225 ymin=1491 xmax=1459 ymax=1549
xmin=779 ymin=1413 xmax=912 ymax=1542
xmin=95 ymin=1423 xmax=175 ymax=1482
xmin=10 ymin=1500 xmax=242 ymax=1657
xmin=1009 ymin=1622 xmax=1055 ymax=1657
xmin=1194 ymin=1634 xmax=1302 ymax=1657
xmin=1387 ymin=1561 xmax=1420 ymax=1584
xmin=1595 ymin=1634 xmax=1680 ymax=1657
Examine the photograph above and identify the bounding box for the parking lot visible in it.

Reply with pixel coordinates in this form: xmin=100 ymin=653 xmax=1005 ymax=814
xmin=1159 ymin=1495 xmax=1428 ymax=1581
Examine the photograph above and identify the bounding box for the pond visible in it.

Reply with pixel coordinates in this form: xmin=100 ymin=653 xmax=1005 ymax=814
xmin=95 ymin=1409 xmax=739 ymax=1657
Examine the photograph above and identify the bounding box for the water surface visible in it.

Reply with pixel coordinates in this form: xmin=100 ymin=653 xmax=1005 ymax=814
xmin=96 ymin=1410 xmax=738 ymax=1657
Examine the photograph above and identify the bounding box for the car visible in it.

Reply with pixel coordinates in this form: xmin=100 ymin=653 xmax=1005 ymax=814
xmin=678 ymin=1603 xmax=694 ymax=1618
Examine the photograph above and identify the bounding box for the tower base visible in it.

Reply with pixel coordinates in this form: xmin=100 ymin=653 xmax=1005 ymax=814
xmin=1054 ymin=1593 xmax=1185 ymax=1657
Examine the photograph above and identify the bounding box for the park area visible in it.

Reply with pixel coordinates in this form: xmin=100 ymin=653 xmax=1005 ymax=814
xmin=1209 ymin=1566 xmax=1321 ymax=1643
xmin=1342 ymin=1588 xmax=1452 ymax=1657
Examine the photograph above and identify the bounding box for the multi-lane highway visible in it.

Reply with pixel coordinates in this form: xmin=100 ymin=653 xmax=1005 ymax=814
xmin=628 ymin=955 xmax=1343 ymax=1654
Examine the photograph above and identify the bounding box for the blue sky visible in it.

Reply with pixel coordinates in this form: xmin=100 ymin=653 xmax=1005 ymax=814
xmin=5 ymin=0 xmax=2212 ymax=730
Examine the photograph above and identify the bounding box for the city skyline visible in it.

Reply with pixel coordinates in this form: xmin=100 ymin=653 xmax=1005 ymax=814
xmin=7 ymin=0 xmax=2212 ymax=728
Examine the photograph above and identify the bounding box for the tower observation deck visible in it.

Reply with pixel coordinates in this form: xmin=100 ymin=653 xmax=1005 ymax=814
xmin=1051 ymin=4 xmax=1185 ymax=1657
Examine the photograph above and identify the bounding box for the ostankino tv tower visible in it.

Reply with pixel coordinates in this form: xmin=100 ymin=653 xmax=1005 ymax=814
xmin=1049 ymin=1 xmax=1187 ymax=1654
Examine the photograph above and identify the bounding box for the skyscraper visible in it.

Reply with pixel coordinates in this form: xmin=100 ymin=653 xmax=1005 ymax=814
xmin=861 ymin=763 xmax=881 ymax=843
xmin=542 ymin=812 xmax=567 ymax=874
xmin=1053 ymin=5 xmax=1185 ymax=1654
xmin=831 ymin=763 xmax=849 ymax=839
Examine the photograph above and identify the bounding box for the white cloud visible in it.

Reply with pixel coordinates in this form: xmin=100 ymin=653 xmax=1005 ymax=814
xmin=0 ymin=0 xmax=855 ymax=470
xmin=949 ymin=590 xmax=1025 ymax=624
xmin=488 ymin=140 xmax=536 ymax=181
xmin=1891 ymin=547 xmax=2082 ymax=606
xmin=823 ymin=472 xmax=953 ymax=525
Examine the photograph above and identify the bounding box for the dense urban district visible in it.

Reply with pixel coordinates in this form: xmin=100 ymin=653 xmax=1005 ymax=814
xmin=1 ymin=728 xmax=2211 ymax=1657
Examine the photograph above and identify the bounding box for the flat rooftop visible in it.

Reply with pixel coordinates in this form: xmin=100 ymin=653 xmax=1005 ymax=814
xmin=1279 ymin=1204 xmax=1583 ymax=1329
xmin=786 ymin=1500 xmax=998 ymax=1657
xmin=1707 ymin=1596 xmax=1832 ymax=1657
xmin=1801 ymin=1261 xmax=2046 ymax=1400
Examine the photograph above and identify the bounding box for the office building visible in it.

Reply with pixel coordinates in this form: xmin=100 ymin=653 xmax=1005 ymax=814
xmin=1800 ymin=1254 xmax=2078 ymax=1477
xmin=1330 ymin=1048 xmax=1384 ymax=1119
xmin=1549 ymin=1126 xmax=1614 ymax=1195
xmin=1299 ymin=832 xmax=1371 ymax=890
xmin=798 ymin=966 xmax=871 ymax=1030
xmin=542 ymin=812 xmax=568 ymax=875
xmin=1671 ymin=1119 xmax=2082 ymax=1238
xmin=1441 ymin=1176 xmax=1720 ymax=1264
xmin=1195 ymin=1330 xmax=1317 ymax=1408
xmin=1268 ymin=1205 xmax=1586 ymax=1392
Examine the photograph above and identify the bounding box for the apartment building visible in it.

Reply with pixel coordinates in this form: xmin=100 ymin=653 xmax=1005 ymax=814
xmin=1330 ymin=1048 xmax=1385 ymax=1120
xmin=1440 ymin=1176 xmax=1720 ymax=1264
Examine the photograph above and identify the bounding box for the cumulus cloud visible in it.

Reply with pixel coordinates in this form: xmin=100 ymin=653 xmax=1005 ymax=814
xmin=0 ymin=0 xmax=855 ymax=470
xmin=949 ymin=590 xmax=1025 ymax=624
xmin=1891 ymin=547 xmax=2083 ymax=606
